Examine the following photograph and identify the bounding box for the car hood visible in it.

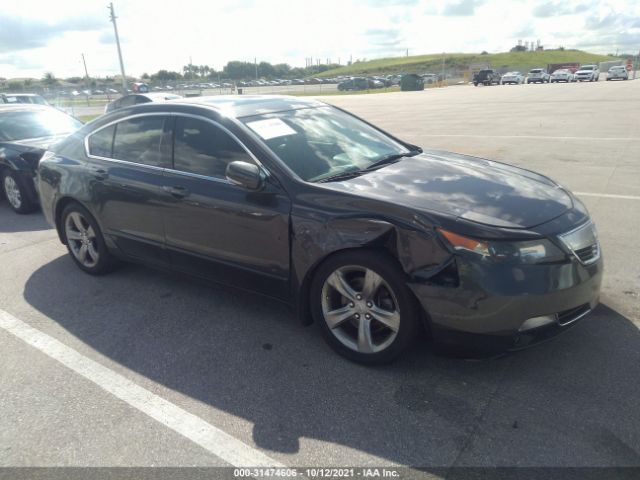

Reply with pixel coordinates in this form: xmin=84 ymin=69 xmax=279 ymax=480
xmin=575 ymin=70 xmax=594 ymax=74
xmin=317 ymin=150 xmax=573 ymax=229
xmin=10 ymin=134 xmax=69 ymax=150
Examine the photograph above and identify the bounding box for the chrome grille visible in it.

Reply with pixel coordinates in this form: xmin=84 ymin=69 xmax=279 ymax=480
xmin=557 ymin=304 xmax=591 ymax=326
xmin=559 ymin=222 xmax=600 ymax=265
xmin=574 ymin=244 xmax=599 ymax=263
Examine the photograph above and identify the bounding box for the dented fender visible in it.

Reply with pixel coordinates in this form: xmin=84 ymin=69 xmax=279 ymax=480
xmin=291 ymin=213 xmax=452 ymax=322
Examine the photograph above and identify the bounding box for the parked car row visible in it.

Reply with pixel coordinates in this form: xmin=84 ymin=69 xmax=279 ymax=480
xmin=475 ymin=64 xmax=629 ymax=86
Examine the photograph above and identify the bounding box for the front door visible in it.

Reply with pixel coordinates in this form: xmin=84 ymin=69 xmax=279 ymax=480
xmin=161 ymin=115 xmax=291 ymax=299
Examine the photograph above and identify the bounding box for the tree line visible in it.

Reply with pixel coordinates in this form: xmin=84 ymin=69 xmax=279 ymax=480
xmin=143 ymin=61 xmax=340 ymax=82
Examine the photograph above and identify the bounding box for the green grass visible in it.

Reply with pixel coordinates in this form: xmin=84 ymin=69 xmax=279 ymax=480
xmin=317 ymin=50 xmax=617 ymax=77
xmin=291 ymin=85 xmax=403 ymax=97
xmin=78 ymin=114 xmax=100 ymax=123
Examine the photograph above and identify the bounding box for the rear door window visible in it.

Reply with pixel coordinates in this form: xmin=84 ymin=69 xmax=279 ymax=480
xmin=88 ymin=124 xmax=116 ymax=158
xmin=112 ymin=116 xmax=171 ymax=167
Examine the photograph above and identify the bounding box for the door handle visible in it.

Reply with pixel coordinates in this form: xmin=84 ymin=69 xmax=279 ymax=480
xmin=91 ymin=168 xmax=109 ymax=180
xmin=163 ymin=185 xmax=190 ymax=198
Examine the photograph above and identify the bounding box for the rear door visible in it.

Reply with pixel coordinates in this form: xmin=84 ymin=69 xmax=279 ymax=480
xmin=85 ymin=114 xmax=172 ymax=266
xmin=161 ymin=115 xmax=291 ymax=299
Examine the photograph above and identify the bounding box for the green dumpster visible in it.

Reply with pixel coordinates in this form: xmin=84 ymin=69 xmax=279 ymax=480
xmin=400 ymin=74 xmax=424 ymax=91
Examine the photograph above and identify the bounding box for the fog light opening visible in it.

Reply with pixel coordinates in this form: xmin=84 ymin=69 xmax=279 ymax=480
xmin=519 ymin=315 xmax=557 ymax=332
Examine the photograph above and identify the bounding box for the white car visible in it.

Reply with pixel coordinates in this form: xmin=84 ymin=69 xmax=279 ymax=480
xmin=501 ymin=71 xmax=524 ymax=84
xmin=607 ymin=66 xmax=629 ymax=81
xmin=550 ymin=69 xmax=575 ymax=83
xmin=526 ymin=68 xmax=550 ymax=84
xmin=574 ymin=65 xmax=600 ymax=82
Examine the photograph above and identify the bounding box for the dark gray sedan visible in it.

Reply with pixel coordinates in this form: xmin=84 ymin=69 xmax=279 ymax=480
xmin=37 ymin=96 xmax=602 ymax=363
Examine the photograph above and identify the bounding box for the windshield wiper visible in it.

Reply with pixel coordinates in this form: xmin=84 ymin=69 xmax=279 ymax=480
xmin=317 ymin=149 xmax=422 ymax=183
xmin=317 ymin=169 xmax=366 ymax=183
xmin=364 ymin=149 xmax=422 ymax=171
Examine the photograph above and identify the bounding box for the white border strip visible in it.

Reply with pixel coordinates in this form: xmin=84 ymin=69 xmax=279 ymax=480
xmin=574 ymin=192 xmax=640 ymax=201
xmin=420 ymin=134 xmax=640 ymax=141
xmin=0 ymin=309 xmax=283 ymax=468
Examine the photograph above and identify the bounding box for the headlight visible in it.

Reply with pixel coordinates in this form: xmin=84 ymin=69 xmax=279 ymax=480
xmin=438 ymin=229 xmax=565 ymax=264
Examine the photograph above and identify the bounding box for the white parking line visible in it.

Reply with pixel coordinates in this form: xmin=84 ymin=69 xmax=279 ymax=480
xmin=0 ymin=308 xmax=283 ymax=468
xmin=574 ymin=192 xmax=640 ymax=201
xmin=421 ymin=134 xmax=639 ymax=141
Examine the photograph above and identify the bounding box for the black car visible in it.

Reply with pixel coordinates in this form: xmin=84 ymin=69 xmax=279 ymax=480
xmin=0 ymin=104 xmax=82 ymax=213
xmin=337 ymin=78 xmax=369 ymax=91
xmin=38 ymin=96 xmax=602 ymax=364
xmin=473 ymin=69 xmax=501 ymax=86
xmin=104 ymin=92 xmax=183 ymax=113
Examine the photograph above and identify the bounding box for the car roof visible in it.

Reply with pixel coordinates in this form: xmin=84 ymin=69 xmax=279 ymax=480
xmin=1 ymin=93 xmax=42 ymax=97
xmin=0 ymin=103 xmax=53 ymax=113
xmin=171 ymin=95 xmax=327 ymax=118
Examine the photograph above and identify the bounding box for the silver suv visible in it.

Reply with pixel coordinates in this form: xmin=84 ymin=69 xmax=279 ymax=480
xmin=526 ymin=68 xmax=550 ymax=84
xmin=575 ymin=65 xmax=600 ymax=82
xmin=607 ymin=66 xmax=629 ymax=81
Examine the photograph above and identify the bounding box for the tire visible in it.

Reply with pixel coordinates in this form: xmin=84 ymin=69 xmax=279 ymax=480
xmin=2 ymin=170 xmax=37 ymax=214
xmin=473 ymin=82 xmax=478 ymax=86
xmin=61 ymin=202 xmax=117 ymax=275
xmin=310 ymin=249 xmax=422 ymax=364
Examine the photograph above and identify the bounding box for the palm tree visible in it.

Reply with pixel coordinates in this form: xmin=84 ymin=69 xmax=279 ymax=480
xmin=42 ymin=72 xmax=58 ymax=88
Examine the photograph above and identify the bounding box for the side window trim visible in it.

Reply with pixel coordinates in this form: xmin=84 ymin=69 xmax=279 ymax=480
xmin=84 ymin=113 xmax=171 ymax=171
xmin=84 ymin=112 xmax=266 ymax=181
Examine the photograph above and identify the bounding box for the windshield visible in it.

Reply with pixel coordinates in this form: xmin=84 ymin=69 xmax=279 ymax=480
xmin=553 ymin=70 xmax=568 ymax=74
xmin=530 ymin=69 xmax=542 ymax=73
xmin=243 ymin=106 xmax=409 ymax=182
xmin=0 ymin=109 xmax=82 ymax=142
xmin=581 ymin=66 xmax=594 ymax=70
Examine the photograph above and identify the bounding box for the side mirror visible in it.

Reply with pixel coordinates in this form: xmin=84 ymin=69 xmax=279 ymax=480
xmin=225 ymin=161 xmax=264 ymax=190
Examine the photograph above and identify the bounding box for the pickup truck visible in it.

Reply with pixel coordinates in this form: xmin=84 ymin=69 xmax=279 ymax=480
xmin=473 ymin=69 xmax=501 ymax=86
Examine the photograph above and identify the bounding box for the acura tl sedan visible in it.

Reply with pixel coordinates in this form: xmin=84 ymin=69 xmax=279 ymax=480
xmin=37 ymin=96 xmax=602 ymax=364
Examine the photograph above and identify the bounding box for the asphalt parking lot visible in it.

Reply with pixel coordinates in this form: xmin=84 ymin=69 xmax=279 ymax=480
xmin=1 ymin=80 xmax=639 ymax=473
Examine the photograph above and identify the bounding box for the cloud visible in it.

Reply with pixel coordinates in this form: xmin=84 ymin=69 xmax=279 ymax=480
xmin=364 ymin=28 xmax=404 ymax=48
xmin=442 ymin=0 xmax=485 ymax=16
xmin=362 ymin=0 xmax=418 ymax=6
xmin=0 ymin=17 xmax=104 ymax=53
xmin=584 ymin=13 xmax=640 ymax=30
xmin=532 ymin=1 xmax=592 ymax=18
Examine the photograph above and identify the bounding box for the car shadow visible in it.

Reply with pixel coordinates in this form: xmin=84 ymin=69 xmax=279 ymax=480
xmin=0 ymin=203 xmax=51 ymax=233
xmin=23 ymin=255 xmax=640 ymax=468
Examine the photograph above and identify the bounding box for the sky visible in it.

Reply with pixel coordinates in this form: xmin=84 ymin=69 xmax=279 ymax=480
xmin=1 ymin=0 xmax=639 ymax=79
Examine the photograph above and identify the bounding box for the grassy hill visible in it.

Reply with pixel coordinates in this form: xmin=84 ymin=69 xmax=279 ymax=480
xmin=317 ymin=50 xmax=617 ymax=77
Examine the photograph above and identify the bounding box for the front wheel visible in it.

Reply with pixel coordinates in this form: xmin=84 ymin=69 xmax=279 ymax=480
xmin=2 ymin=170 xmax=37 ymax=214
xmin=311 ymin=250 xmax=422 ymax=364
xmin=61 ymin=203 xmax=117 ymax=275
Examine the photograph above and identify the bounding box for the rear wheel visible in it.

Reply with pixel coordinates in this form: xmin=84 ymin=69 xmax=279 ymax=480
xmin=311 ymin=250 xmax=421 ymax=364
xmin=2 ymin=170 xmax=37 ymax=214
xmin=61 ymin=203 xmax=117 ymax=275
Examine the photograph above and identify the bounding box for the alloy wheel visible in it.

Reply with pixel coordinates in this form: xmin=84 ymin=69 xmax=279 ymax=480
xmin=65 ymin=211 xmax=100 ymax=268
xmin=321 ymin=265 xmax=400 ymax=354
xmin=4 ymin=176 xmax=22 ymax=210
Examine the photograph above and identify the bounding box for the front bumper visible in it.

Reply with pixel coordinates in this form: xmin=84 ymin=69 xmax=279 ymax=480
xmin=408 ymin=254 xmax=603 ymax=357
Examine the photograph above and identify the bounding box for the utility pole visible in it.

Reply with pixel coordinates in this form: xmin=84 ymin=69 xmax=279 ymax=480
xmin=81 ymin=53 xmax=90 ymax=106
xmin=108 ymin=2 xmax=127 ymax=94
xmin=254 ymin=57 xmax=258 ymax=80
xmin=441 ymin=52 xmax=445 ymax=87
